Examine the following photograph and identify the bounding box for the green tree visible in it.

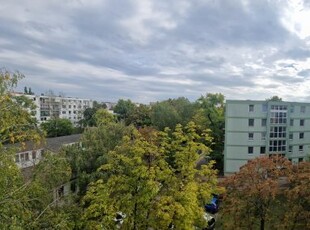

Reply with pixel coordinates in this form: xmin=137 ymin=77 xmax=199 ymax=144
xmin=82 ymin=122 xmax=220 ymax=229
xmin=195 ymin=93 xmax=225 ymax=173
xmin=127 ymin=104 xmax=152 ymax=127
xmin=94 ymin=108 xmax=116 ymax=126
xmin=27 ymin=151 xmax=72 ymax=228
xmin=41 ymin=118 xmax=73 ymax=137
xmin=0 ymin=69 xmax=41 ymax=228
xmin=0 ymin=147 xmax=32 ymax=229
xmin=0 ymin=69 xmax=80 ymax=229
xmin=266 ymin=95 xmax=282 ymax=101
xmin=80 ymin=101 xmax=108 ymax=128
xmin=64 ymin=121 xmax=132 ymax=195
xmin=113 ymin=99 xmax=136 ymax=124
xmin=0 ymin=69 xmax=41 ymax=145
xmin=151 ymin=122 xmax=219 ymax=229
xmin=80 ymin=107 xmax=97 ymax=127
xmin=150 ymin=101 xmax=181 ymax=130
xmin=150 ymin=97 xmax=194 ymax=131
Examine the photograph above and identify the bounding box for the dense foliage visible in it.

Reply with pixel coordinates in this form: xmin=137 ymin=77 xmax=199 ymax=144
xmin=41 ymin=118 xmax=74 ymax=137
xmin=221 ymin=156 xmax=310 ymax=230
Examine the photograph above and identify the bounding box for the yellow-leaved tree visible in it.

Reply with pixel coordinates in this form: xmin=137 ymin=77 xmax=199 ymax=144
xmin=82 ymin=122 xmax=222 ymax=229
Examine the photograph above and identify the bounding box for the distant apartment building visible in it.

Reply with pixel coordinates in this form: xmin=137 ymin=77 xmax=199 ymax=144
xmin=14 ymin=93 xmax=93 ymax=125
xmin=224 ymin=100 xmax=310 ymax=175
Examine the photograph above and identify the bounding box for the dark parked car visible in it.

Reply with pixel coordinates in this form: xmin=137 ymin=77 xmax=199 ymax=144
xmin=205 ymin=194 xmax=219 ymax=214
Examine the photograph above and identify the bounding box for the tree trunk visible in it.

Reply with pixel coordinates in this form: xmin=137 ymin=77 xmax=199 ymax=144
xmin=260 ymin=217 xmax=265 ymax=230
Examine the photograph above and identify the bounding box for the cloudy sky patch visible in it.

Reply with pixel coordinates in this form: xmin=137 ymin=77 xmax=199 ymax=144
xmin=0 ymin=0 xmax=310 ymax=103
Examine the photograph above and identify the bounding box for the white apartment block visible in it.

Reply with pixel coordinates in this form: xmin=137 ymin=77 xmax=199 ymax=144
xmin=14 ymin=93 xmax=93 ymax=126
xmin=224 ymin=100 xmax=310 ymax=175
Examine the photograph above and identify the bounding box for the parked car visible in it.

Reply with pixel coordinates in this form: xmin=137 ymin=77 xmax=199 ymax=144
xmin=202 ymin=212 xmax=215 ymax=230
xmin=205 ymin=194 xmax=219 ymax=214
xmin=194 ymin=212 xmax=216 ymax=230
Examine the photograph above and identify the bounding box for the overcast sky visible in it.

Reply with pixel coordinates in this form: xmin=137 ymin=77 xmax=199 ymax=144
xmin=1 ymin=0 xmax=310 ymax=103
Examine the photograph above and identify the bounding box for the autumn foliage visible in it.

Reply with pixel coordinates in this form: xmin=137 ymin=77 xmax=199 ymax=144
xmin=221 ymin=156 xmax=310 ymax=230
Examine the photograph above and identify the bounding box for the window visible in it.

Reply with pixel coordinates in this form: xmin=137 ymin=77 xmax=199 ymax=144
xmin=299 ymin=132 xmax=304 ymax=139
xmin=298 ymin=158 xmax=303 ymax=162
xmin=290 ymin=119 xmax=294 ymax=126
xmin=62 ymin=111 xmax=66 ymax=114
xmin=249 ymin=119 xmax=254 ymax=127
xmin=300 ymin=119 xmax=305 ymax=126
xmin=248 ymin=147 xmax=254 ymax=154
xmin=32 ymin=151 xmax=36 ymax=159
xmin=270 ymin=111 xmax=287 ymax=124
xmin=269 ymin=126 xmax=286 ymax=138
xmin=289 ymin=133 xmax=293 ymax=140
xmin=290 ymin=105 xmax=294 ymax=113
xmin=289 ymin=145 xmax=293 ymax=152
xmin=260 ymin=146 xmax=266 ymax=154
xmin=261 ymin=119 xmax=267 ymax=127
xmin=300 ymin=106 xmax=306 ymax=113
xmin=261 ymin=132 xmax=266 ymax=140
xmin=248 ymin=133 xmax=254 ymax=140
xmin=271 ymin=105 xmax=287 ymax=110
xmin=41 ymin=149 xmax=45 ymax=157
xmin=20 ymin=152 xmax=29 ymax=162
xmin=262 ymin=104 xmax=268 ymax=112
xmin=299 ymin=145 xmax=303 ymax=152
xmin=269 ymin=140 xmax=286 ymax=152
xmin=249 ymin=104 xmax=254 ymax=112
xmin=57 ymin=186 xmax=65 ymax=199
xmin=15 ymin=154 xmax=20 ymax=163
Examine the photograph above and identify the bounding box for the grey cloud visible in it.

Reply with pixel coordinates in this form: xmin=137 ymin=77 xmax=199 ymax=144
xmin=298 ymin=69 xmax=310 ymax=77
xmin=1 ymin=0 xmax=310 ymax=103
xmin=285 ymin=47 xmax=310 ymax=60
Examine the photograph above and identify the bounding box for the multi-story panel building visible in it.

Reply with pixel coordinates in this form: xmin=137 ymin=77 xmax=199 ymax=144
xmin=14 ymin=93 xmax=93 ymax=126
xmin=224 ymin=100 xmax=310 ymax=175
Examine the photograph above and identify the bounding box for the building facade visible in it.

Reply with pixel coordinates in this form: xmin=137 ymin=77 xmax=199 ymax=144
xmin=224 ymin=100 xmax=310 ymax=175
xmin=14 ymin=93 xmax=93 ymax=126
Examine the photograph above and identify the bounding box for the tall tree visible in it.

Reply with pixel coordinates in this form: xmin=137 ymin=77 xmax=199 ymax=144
xmin=221 ymin=156 xmax=292 ymax=230
xmin=94 ymin=108 xmax=116 ymax=126
xmin=195 ymin=93 xmax=225 ymax=173
xmin=150 ymin=97 xmax=194 ymax=131
xmin=113 ymin=99 xmax=136 ymax=124
xmin=0 ymin=69 xmax=41 ymax=228
xmin=0 ymin=69 xmax=41 ymax=145
xmin=82 ymin=122 xmax=220 ymax=229
xmin=127 ymin=104 xmax=152 ymax=128
xmin=278 ymin=161 xmax=310 ymax=229
xmin=150 ymin=101 xmax=181 ymax=130
xmin=80 ymin=101 xmax=107 ymax=128
xmin=64 ymin=121 xmax=132 ymax=195
xmin=41 ymin=118 xmax=73 ymax=137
